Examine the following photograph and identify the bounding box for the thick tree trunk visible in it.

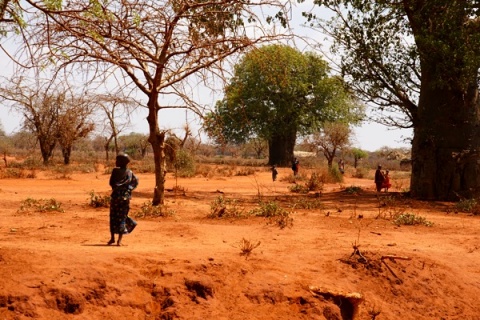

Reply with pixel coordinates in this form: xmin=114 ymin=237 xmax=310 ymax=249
xmin=406 ymin=2 xmax=480 ymax=200
xmin=268 ymin=130 xmax=296 ymax=166
xmin=39 ymin=138 xmax=55 ymax=165
xmin=62 ymin=146 xmax=71 ymax=165
xmin=411 ymin=81 xmax=480 ymax=200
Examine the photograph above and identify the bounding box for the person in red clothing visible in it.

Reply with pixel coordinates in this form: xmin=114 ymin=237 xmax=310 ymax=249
xmin=382 ymin=170 xmax=392 ymax=192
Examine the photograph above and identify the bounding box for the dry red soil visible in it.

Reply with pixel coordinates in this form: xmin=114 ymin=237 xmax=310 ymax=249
xmin=0 ymin=165 xmax=479 ymax=320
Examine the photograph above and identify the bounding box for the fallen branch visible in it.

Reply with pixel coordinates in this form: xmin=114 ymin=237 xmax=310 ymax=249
xmin=381 ymin=255 xmax=411 ymax=279
xmin=381 ymin=259 xmax=399 ymax=278
xmin=381 ymin=255 xmax=411 ymax=261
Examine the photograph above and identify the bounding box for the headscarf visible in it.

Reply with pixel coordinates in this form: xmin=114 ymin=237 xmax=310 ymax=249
xmin=116 ymin=154 xmax=130 ymax=168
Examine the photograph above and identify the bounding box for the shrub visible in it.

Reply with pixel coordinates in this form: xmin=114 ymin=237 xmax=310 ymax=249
xmin=134 ymin=202 xmax=175 ymax=218
xmin=306 ymin=172 xmax=324 ymax=192
xmin=174 ymin=149 xmax=196 ymax=177
xmin=250 ymin=201 xmax=293 ymax=229
xmin=289 ymin=183 xmax=310 ymax=194
xmin=393 ymin=213 xmax=433 ymax=227
xmin=280 ymin=172 xmax=307 ymax=183
xmin=208 ymin=196 xmax=246 ymax=218
xmin=88 ymin=190 xmax=110 ymax=208
xmin=345 ymin=186 xmax=362 ymax=194
xmin=328 ymin=166 xmax=344 ymax=183
xmin=455 ymin=198 xmax=478 ymax=213
xmin=18 ymin=198 xmax=64 ymax=213
xmin=292 ymin=198 xmax=324 ymax=210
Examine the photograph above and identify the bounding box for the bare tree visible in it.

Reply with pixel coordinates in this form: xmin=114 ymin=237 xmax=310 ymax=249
xmin=305 ymin=122 xmax=351 ymax=168
xmin=95 ymin=93 xmax=136 ymax=161
xmin=0 ymin=76 xmax=60 ymax=164
xmin=23 ymin=0 xmax=291 ymax=205
xmin=56 ymin=94 xmax=95 ymax=164
xmin=0 ymin=75 xmax=96 ymax=164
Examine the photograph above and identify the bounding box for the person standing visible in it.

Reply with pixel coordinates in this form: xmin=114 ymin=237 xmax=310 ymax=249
xmin=108 ymin=154 xmax=139 ymax=246
xmin=271 ymin=164 xmax=278 ymax=181
xmin=291 ymin=158 xmax=299 ymax=176
xmin=374 ymin=165 xmax=385 ymax=192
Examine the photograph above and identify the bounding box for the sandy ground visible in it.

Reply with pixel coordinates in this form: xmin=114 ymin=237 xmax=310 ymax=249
xmin=0 ymin=165 xmax=480 ymax=320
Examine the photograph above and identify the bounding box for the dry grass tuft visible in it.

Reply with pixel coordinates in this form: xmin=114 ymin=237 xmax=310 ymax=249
xmin=238 ymin=238 xmax=261 ymax=259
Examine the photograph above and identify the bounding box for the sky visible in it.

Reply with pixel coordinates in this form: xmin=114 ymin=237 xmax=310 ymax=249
xmin=0 ymin=3 xmax=413 ymax=152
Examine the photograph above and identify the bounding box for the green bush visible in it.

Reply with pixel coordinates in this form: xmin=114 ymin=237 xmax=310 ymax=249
xmin=18 ymin=198 xmax=64 ymax=213
xmin=455 ymin=198 xmax=478 ymax=213
xmin=328 ymin=166 xmax=344 ymax=183
xmin=134 ymin=202 xmax=175 ymax=218
xmin=250 ymin=201 xmax=293 ymax=229
xmin=208 ymin=196 xmax=246 ymax=218
xmin=174 ymin=149 xmax=196 ymax=177
xmin=88 ymin=190 xmax=110 ymax=208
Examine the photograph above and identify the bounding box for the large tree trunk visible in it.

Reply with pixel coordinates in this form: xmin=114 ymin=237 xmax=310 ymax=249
xmin=407 ymin=1 xmax=480 ymax=200
xmin=411 ymin=79 xmax=480 ymax=200
xmin=268 ymin=130 xmax=296 ymax=166
xmin=146 ymin=95 xmax=167 ymax=206
xmin=62 ymin=146 xmax=71 ymax=165
xmin=38 ymin=138 xmax=55 ymax=165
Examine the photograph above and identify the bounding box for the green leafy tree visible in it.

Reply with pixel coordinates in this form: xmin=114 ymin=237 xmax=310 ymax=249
xmin=204 ymin=44 xmax=362 ymax=166
xmin=310 ymin=1 xmax=480 ymax=200
xmin=350 ymin=148 xmax=368 ymax=169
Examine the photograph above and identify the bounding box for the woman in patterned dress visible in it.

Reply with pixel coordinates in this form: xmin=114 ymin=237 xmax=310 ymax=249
xmin=108 ymin=154 xmax=138 ymax=246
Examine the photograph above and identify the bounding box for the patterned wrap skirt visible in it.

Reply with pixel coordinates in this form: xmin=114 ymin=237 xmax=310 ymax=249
xmin=110 ymin=198 xmax=130 ymax=234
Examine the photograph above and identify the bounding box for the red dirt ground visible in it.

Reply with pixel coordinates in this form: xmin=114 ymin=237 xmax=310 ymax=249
xmin=0 ymin=165 xmax=479 ymax=320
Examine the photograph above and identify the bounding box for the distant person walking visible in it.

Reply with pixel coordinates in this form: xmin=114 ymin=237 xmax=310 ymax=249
xmin=374 ymin=165 xmax=385 ymax=192
xmin=108 ymin=154 xmax=139 ymax=246
xmin=271 ymin=164 xmax=278 ymax=181
xmin=292 ymin=158 xmax=299 ymax=176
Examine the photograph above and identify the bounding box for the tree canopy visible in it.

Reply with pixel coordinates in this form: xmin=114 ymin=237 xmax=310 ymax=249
xmin=205 ymin=44 xmax=362 ymax=166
